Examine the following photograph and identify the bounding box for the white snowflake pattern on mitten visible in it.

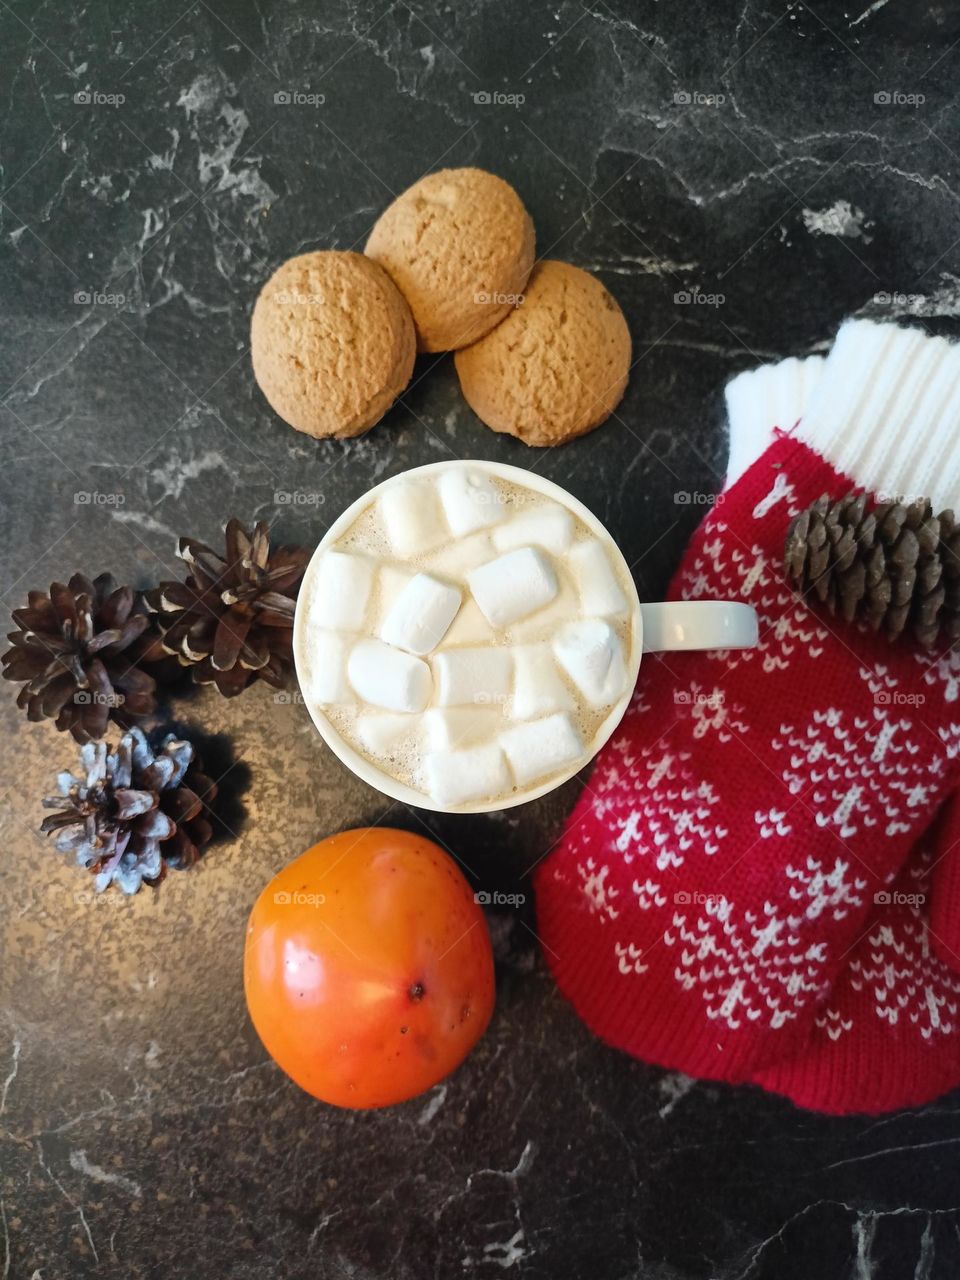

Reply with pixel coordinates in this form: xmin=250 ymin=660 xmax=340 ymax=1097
xmin=665 ymin=892 xmax=831 ymax=1032
xmin=785 ymin=855 xmax=868 ymax=922
xmin=576 ymin=857 xmax=620 ymax=922
xmin=772 ymin=697 xmax=943 ymax=841
xmin=609 ymin=743 xmax=728 ymax=872
xmin=842 ymin=854 xmax=960 ymax=1041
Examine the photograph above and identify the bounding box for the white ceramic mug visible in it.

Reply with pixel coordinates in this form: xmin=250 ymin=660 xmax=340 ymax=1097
xmin=293 ymin=461 xmax=757 ymax=813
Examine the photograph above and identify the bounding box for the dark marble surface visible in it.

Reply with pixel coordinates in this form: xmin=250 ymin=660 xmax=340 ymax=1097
xmin=3 ymin=1 xmax=960 ymax=1276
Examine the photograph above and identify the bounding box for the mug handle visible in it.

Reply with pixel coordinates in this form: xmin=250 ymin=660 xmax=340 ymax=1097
xmin=640 ymin=601 xmax=758 ymax=653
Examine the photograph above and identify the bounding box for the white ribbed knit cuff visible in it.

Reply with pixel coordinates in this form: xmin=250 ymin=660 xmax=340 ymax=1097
xmin=796 ymin=319 xmax=960 ymax=510
xmin=724 ymin=355 xmax=826 ymax=489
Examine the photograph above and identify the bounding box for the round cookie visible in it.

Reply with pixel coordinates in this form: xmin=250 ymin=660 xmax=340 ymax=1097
xmin=454 ymin=260 xmax=631 ymax=447
xmin=251 ymin=251 xmax=415 ymax=439
xmin=365 ymin=167 xmax=535 ymax=353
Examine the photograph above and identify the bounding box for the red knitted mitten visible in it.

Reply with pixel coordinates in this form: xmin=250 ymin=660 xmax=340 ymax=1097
xmin=534 ymin=321 xmax=960 ymax=1105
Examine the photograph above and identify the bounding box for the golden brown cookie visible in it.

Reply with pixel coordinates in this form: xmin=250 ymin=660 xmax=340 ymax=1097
xmin=365 ymin=168 xmax=535 ymax=353
xmin=454 ymin=260 xmax=631 ymax=447
xmin=251 ymin=251 xmax=415 ymax=439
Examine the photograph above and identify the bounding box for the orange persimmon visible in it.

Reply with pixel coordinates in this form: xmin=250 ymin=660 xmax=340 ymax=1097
xmin=244 ymin=827 xmax=495 ymax=1108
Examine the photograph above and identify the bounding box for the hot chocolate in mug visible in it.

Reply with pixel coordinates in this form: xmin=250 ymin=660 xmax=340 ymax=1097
xmin=293 ymin=460 xmax=758 ymax=813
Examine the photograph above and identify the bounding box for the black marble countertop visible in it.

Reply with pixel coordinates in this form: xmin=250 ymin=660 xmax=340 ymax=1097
xmin=4 ymin=2 xmax=960 ymax=1277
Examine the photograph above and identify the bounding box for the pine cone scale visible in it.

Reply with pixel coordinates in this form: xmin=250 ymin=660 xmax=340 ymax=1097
xmin=212 ymin=610 xmax=253 ymax=671
xmin=40 ymin=674 xmax=78 ymax=717
xmin=255 ymin=591 xmax=298 ymax=622
xmin=100 ymin=584 xmax=134 ymax=626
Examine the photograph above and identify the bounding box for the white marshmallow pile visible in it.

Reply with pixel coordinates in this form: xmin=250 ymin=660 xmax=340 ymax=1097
xmin=298 ymin=465 xmax=636 ymax=807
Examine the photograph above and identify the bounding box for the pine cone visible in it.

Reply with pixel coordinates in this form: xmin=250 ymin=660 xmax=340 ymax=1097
xmin=2 ymin=574 xmax=165 ymax=743
xmin=784 ymin=492 xmax=960 ymax=647
xmin=41 ymin=726 xmax=217 ymax=894
xmin=147 ymin=519 xmax=309 ymax=697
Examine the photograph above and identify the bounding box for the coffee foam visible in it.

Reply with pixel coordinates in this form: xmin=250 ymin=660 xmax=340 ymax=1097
xmin=299 ymin=469 xmax=637 ymax=805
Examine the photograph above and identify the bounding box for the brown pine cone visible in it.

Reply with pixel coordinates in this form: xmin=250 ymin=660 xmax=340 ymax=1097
xmin=2 ymin=573 xmax=164 ymax=743
xmin=147 ymin=519 xmax=309 ymax=697
xmin=785 ymin=491 xmax=960 ymax=647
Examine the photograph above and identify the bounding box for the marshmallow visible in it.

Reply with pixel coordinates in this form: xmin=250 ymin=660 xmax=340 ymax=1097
xmin=347 ymin=639 xmax=432 ymax=713
xmin=553 ymin=620 xmax=628 ymax=709
xmin=437 ymin=467 xmax=505 ymax=535
xmin=355 ymin=713 xmax=415 ymax=757
xmin=311 ymin=550 xmax=375 ymax=632
xmin=500 ymin=713 xmax=584 ymax=787
xmin=492 ymin=503 xmax=575 ymax=556
xmin=569 ymin=539 xmax=630 ymax=617
xmin=511 ymin=643 xmax=574 ymax=720
xmin=379 ymin=479 xmax=447 ymax=556
xmin=379 ymin=573 xmax=461 ymax=655
xmin=433 ymin=647 xmax=513 ymax=707
xmin=424 ymin=744 xmax=511 ymax=807
xmin=443 ymin=598 xmax=495 ymax=647
xmin=467 ymin=547 xmax=558 ymax=629
xmin=423 ymin=706 xmax=502 ymax=751
xmin=302 ymin=631 xmax=351 ymax=705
